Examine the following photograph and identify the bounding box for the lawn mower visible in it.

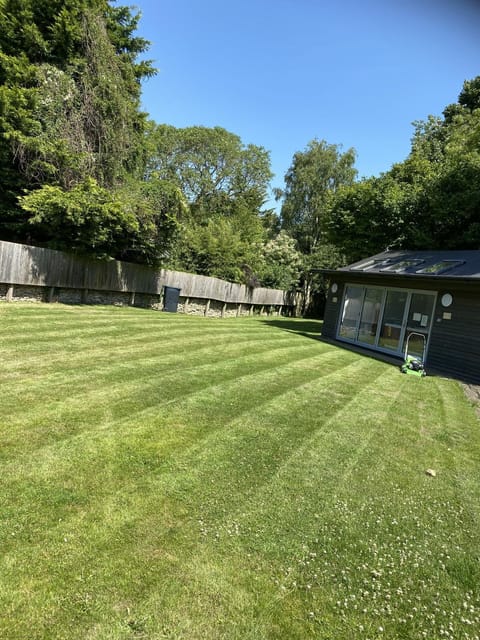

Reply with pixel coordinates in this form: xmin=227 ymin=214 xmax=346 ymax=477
xmin=401 ymin=332 xmax=427 ymax=377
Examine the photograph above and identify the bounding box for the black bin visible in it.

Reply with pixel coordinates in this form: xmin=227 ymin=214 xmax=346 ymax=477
xmin=163 ymin=286 xmax=181 ymax=312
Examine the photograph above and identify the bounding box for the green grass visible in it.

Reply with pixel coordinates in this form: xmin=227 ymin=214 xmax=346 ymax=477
xmin=1 ymin=303 xmax=479 ymax=640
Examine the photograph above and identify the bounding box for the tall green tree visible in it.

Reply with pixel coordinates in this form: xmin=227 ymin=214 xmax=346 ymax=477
xmin=0 ymin=0 xmax=154 ymax=245
xmin=145 ymin=124 xmax=274 ymax=282
xmin=146 ymin=124 xmax=273 ymax=219
xmin=277 ymin=139 xmax=357 ymax=254
xmin=276 ymin=139 xmax=357 ymax=310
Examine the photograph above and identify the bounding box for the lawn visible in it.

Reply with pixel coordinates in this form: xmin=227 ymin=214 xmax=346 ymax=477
xmin=0 ymin=303 xmax=479 ymax=640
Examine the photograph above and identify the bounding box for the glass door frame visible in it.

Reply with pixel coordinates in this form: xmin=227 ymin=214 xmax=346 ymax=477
xmin=356 ymin=286 xmax=386 ymax=347
xmin=336 ymin=283 xmax=437 ymax=361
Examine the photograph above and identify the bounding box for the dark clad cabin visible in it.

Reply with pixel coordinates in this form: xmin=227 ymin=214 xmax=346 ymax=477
xmin=321 ymin=250 xmax=480 ymax=384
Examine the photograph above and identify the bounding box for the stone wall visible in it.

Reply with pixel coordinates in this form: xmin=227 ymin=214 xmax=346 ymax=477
xmin=56 ymin=288 xmax=83 ymax=305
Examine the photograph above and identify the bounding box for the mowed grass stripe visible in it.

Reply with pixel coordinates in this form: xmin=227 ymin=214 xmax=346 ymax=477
xmin=0 ymin=326 xmax=368 ymax=616
xmin=0 ymin=335 xmax=315 ymax=396
xmin=131 ymin=370 xmax=480 ymax=639
xmin=1 ymin=334 xmax=331 ymax=420
xmin=141 ymin=359 xmax=389 ymax=510
xmin=0 ymin=315 xmax=300 ymax=374
xmin=0 ymin=321 xmax=274 ymax=351
xmin=214 ymin=368 xmax=413 ymax=533
xmin=0 ymin=324 xmax=258 ymax=346
xmin=0 ymin=357 xmax=385 ymax=562
xmin=0 ymin=304 xmax=282 ymax=336
xmin=1 ymin=344 xmax=357 ymax=462
xmin=0 ymin=331 xmax=298 ymax=381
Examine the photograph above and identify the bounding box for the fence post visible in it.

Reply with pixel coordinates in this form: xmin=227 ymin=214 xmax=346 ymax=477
xmin=221 ymin=302 xmax=227 ymax=318
xmin=129 ymin=291 xmax=135 ymax=306
xmin=184 ymin=297 xmax=190 ymax=313
xmin=6 ymin=285 xmax=14 ymax=302
xmin=47 ymin=287 xmax=55 ymax=303
xmin=204 ymin=299 xmax=210 ymax=316
xmin=237 ymin=303 xmax=242 ymax=317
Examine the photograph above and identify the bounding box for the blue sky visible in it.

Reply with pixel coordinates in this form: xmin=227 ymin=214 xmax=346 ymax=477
xmin=133 ymin=0 xmax=480 ymax=209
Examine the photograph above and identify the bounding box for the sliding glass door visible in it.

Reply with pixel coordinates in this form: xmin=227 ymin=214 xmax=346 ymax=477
xmin=338 ymin=286 xmax=384 ymax=345
xmin=337 ymin=284 xmax=436 ymax=359
xmin=403 ymin=292 xmax=436 ymax=358
xmin=338 ymin=285 xmax=363 ymax=340
xmin=378 ymin=289 xmax=409 ymax=352
xmin=357 ymin=287 xmax=384 ymax=345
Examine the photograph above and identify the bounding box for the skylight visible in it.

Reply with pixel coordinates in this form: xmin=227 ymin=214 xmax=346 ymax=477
xmin=416 ymin=260 xmax=465 ymax=275
xmin=380 ymin=259 xmax=424 ymax=273
xmin=351 ymin=258 xmax=399 ymax=271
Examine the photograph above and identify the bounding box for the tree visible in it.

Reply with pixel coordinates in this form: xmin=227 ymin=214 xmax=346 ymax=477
xmin=175 ymin=217 xmax=262 ymax=283
xmin=327 ymin=76 xmax=480 ymax=260
xmin=18 ymin=178 xmax=139 ymax=258
xmin=327 ymin=176 xmax=403 ymax=262
xmin=278 ymin=139 xmax=357 ymax=254
xmin=396 ymin=77 xmax=480 ymax=250
xmin=146 ymin=124 xmax=273 ymax=219
xmin=114 ymin=176 xmax=188 ymax=266
xmin=144 ymin=124 xmax=274 ymax=282
xmin=415 ymin=109 xmax=480 ymax=249
xmin=0 ymin=0 xmax=155 ymax=244
xmin=258 ymin=231 xmax=302 ymax=290
xmin=277 ymin=139 xmax=357 ymax=311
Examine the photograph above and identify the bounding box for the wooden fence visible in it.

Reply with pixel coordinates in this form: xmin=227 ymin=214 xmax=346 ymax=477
xmin=0 ymin=240 xmax=297 ymax=315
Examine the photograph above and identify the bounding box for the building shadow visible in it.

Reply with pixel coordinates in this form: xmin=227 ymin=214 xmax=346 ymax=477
xmin=260 ymin=318 xmax=324 ymax=341
xmin=261 ymin=318 xmax=463 ymax=383
xmin=262 ymin=318 xmax=406 ymax=366
xmin=317 ymin=335 xmax=404 ymax=367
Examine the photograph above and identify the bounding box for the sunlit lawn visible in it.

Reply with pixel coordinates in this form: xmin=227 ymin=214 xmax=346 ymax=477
xmin=0 ymin=303 xmax=479 ymax=639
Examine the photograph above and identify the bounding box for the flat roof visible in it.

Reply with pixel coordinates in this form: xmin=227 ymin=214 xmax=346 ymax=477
xmin=335 ymin=250 xmax=480 ymax=279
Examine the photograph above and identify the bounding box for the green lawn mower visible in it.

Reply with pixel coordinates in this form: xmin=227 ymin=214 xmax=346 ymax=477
xmin=401 ymin=332 xmax=427 ymax=377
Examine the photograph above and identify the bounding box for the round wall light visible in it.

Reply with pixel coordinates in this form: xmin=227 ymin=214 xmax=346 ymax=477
xmin=331 ymin=283 xmax=338 ymax=293
xmin=441 ymin=293 xmax=453 ymax=307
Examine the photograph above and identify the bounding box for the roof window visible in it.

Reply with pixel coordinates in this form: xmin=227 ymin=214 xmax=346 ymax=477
xmin=416 ymin=260 xmax=465 ymax=275
xmin=351 ymin=258 xmax=399 ymax=271
xmin=380 ymin=259 xmax=424 ymax=273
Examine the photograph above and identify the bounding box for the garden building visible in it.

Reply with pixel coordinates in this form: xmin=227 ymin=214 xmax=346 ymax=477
xmin=321 ymin=250 xmax=480 ymax=384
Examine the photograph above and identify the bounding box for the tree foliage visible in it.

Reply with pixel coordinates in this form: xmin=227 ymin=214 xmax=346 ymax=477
xmin=175 ymin=217 xmax=261 ymax=284
xmin=146 ymin=124 xmax=273 ymax=218
xmin=275 ymin=139 xmax=356 ymax=311
xmin=327 ymin=76 xmax=480 ymax=263
xmin=114 ymin=177 xmax=188 ymax=266
xmin=144 ymin=124 xmax=275 ymax=282
xmin=278 ymin=139 xmax=357 ymax=254
xmin=18 ymin=178 xmax=139 ymax=257
xmin=257 ymin=231 xmax=302 ymax=290
xmin=0 ymin=0 xmax=154 ymax=245
xmin=1 ymin=1 xmax=153 ymax=188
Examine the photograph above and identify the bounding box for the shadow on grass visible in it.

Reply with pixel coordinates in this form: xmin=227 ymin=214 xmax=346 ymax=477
xmin=262 ymin=318 xmax=406 ymax=369
xmin=260 ymin=318 xmax=324 ymax=341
